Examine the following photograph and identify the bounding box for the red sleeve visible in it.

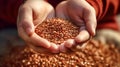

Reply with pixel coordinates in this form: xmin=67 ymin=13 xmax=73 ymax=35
xmin=86 ymin=0 xmax=120 ymax=30
xmin=0 ymin=0 xmax=60 ymax=28
xmin=46 ymin=0 xmax=120 ymax=31
xmin=0 ymin=0 xmax=23 ymax=28
xmin=0 ymin=0 xmax=120 ymax=30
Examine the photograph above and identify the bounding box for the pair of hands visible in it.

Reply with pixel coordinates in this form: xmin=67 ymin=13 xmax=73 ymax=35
xmin=17 ymin=0 xmax=96 ymax=53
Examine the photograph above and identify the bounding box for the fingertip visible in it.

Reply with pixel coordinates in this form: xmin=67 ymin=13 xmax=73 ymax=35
xmin=40 ymin=38 xmax=51 ymax=48
xmin=64 ymin=39 xmax=75 ymax=48
xmin=49 ymin=43 xmax=60 ymax=53
xmin=86 ymin=22 xmax=96 ymax=36
xmin=92 ymin=29 xmax=96 ymax=36
xmin=88 ymin=24 xmax=96 ymax=36
xmin=75 ymin=34 xmax=82 ymax=43
xmin=75 ymin=30 xmax=89 ymax=43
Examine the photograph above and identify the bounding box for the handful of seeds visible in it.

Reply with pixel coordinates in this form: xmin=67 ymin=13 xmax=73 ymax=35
xmin=35 ymin=18 xmax=79 ymax=44
xmin=1 ymin=18 xmax=120 ymax=67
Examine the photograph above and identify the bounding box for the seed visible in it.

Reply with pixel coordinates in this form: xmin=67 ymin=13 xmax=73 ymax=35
xmin=35 ymin=18 xmax=79 ymax=44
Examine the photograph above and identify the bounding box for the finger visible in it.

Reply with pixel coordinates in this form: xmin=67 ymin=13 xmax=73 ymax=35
xmin=65 ymin=7 xmax=86 ymax=27
xmin=64 ymin=39 xmax=76 ymax=48
xmin=68 ymin=13 xmax=85 ymax=27
xmin=18 ymin=6 xmax=34 ymax=36
xmin=18 ymin=25 xmax=51 ymax=49
xmin=72 ymin=17 xmax=85 ymax=27
xmin=28 ymin=43 xmax=51 ymax=53
xmin=17 ymin=24 xmax=30 ymax=42
xmin=56 ymin=1 xmax=69 ymax=19
xmin=46 ymin=9 xmax=55 ymax=19
xmin=30 ymin=33 xmax=51 ymax=48
xmin=83 ymin=7 xmax=97 ymax=36
xmin=59 ymin=43 xmax=68 ymax=52
xmin=49 ymin=43 xmax=60 ymax=53
xmin=46 ymin=4 xmax=55 ymax=19
xmin=75 ymin=29 xmax=90 ymax=43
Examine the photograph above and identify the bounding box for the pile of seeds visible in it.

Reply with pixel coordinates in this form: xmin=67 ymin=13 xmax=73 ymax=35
xmin=1 ymin=40 xmax=120 ymax=67
xmin=35 ymin=18 xmax=79 ymax=44
xmin=0 ymin=18 xmax=120 ymax=66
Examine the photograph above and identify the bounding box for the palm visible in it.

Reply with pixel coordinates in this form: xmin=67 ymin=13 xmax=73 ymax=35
xmin=17 ymin=0 xmax=59 ymax=53
xmin=56 ymin=0 xmax=96 ymax=52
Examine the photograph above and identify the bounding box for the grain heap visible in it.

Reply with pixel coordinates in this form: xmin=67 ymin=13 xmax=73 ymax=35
xmin=0 ymin=18 xmax=120 ymax=67
xmin=35 ymin=18 xmax=79 ymax=44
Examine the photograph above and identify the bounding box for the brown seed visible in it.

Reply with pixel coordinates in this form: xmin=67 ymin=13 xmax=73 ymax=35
xmin=0 ymin=18 xmax=120 ymax=67
xmin=35 ymin=18 xmax=79 ymax=44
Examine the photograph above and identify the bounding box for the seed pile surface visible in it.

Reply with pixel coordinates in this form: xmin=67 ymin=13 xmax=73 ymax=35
xmin=1 ymin=40 xmax=120 ymax=67
xmin=1 ymin=18 xmax=120 ymax=67
xmin=35 ymin=18 xmax=79 ymax=44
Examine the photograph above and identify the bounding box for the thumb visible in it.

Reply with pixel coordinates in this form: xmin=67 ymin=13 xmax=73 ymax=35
xmin=18 ymin=6 xmax=34 ymax=36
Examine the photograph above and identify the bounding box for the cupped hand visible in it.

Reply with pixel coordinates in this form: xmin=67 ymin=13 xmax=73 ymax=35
xmin=17 ymin=0 xmax=59 ymax=53
xmin=56 ymin=0 xmax=97 ymax=52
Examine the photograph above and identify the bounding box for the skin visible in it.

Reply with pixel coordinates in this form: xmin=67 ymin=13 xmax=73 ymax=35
xmin=56 ymin=0 xmax=97 ymax=52
xmin=17 ymin=0 xmax=59 ymax=53
xmin=17 ymin=0 xmax=97 ymax=53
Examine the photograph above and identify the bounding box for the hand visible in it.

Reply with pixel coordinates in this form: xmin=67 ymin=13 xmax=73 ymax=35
xmin=56 ymin=0 xmax=97 ymax=52
xmin=17 ymin=0 xmax=59 ymax=53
